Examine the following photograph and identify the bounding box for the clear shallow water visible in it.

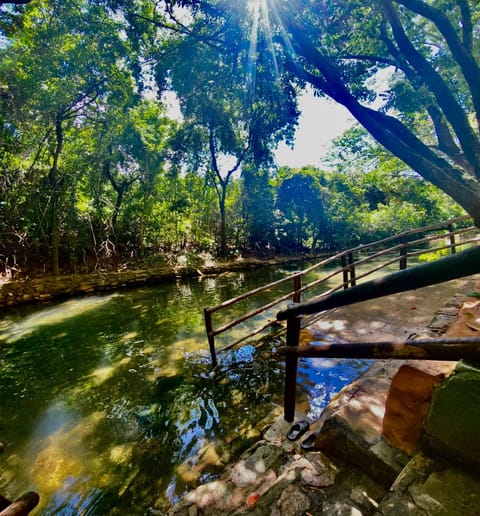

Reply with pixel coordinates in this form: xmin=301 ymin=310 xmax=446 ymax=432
xmin=0 ymin=264 xmax=371 ymax=514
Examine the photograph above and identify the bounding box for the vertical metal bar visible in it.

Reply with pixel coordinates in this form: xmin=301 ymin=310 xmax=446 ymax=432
xmin=341 ymin=255 xmax=349 ymax=289
xmin=284 ymin=313 xmax=301 ymax=422
xmin=293 ymin=273 xmax=302 ymax=303
xmin=204 ymin=308 xmax=217 ymax=367
xmin=448 ymin=224 xmax=456 ymax=254
xmin=399 ymin=237 xmax=408 ymax=270
xmin=348 ymin=252 xmax=356 ymax=286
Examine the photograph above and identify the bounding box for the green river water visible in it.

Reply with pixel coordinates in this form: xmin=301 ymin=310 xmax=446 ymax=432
xmin=0 ymin=263 xmax=371 ymax=514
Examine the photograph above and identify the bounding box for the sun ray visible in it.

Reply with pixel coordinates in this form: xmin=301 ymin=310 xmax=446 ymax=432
xmin=259 ymin=0 xmax=280 ymax=77
xmin=246 ymin=0 xmax=260 ymax=97
xmin=246 ymin=0 xmax=299 ymax=87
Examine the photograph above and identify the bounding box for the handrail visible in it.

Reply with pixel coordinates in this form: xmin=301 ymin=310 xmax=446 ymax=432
xmin=281 ymin=336 xmax=480 ymax=422
xmin=205 ymin=272 xmax=302 ymax=314
xmin=204 ymin=215 xmax=477 ymax=365
xmin=281 ymin=337 xmax=480 ymax=360
xmin=279 ymin=245 xmax=480 ymax=421
xmin=277 ymin=245 xmax=480 ymax=320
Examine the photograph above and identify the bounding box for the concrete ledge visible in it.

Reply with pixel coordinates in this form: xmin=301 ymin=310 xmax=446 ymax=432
xmin=313 ymin=361 xmax=409 ymax=487
xmin=383 ymin=361 xmax=456 ymax=454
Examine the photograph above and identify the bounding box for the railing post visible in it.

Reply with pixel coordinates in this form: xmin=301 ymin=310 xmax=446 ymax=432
xmin=293 ymin=273 xmax=302 ymax=303
xmin=348 ymin=252 xmax=356 ymax=286
xmin=204 ymin=308 xmax=217 ymax=367
xmin=341 ymin=255 xmax=349 ymax=289
xmin=399 ymin=237 xmax=408 ymax=270
xmin=448 ymin=223 xmax=456 ymax=254
xmin=284 ymin=312 xmax=301 ymax=422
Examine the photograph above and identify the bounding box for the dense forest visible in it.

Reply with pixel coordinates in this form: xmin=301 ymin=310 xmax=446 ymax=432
xmin=1 ymin=0 xmax=477 ymax=278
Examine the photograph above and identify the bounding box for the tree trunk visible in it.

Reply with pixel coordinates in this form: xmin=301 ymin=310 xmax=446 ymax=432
xmin=112 ymin=188 xmax=123 ymax=232
xmin=48 ymin=117 xmax=64 ymax=276
xmin=288 ymin=28 xmax=480 ymax=226
xmin=219 ymin=185 xmax=227 ymax=256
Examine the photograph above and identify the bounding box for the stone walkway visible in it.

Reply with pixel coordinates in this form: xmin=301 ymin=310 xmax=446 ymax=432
xmin=169 ymin=277 xmax=480 ymax=515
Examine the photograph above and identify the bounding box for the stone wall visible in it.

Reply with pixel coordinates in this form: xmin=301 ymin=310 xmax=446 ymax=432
xmin=0 ymin=254 xmax=319 ymax=309
xmin=0 ymin=269 xmax=178 ymax=308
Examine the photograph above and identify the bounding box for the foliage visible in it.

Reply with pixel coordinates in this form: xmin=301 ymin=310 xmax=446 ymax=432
xmin=274 ymin=167 xmax=327 ymax=251
xmin=164 ymin=0 xmax=480 ymax=225
xmin=275 ymin=125 xmax=465 ymax=250
xmin=148 ymin=4 xmax=299 ymax=255
xmin=284 ymin=0 xmax=480 ymax=224
xmin=0 ymin=0 xmax=140 ymax=273
xmin=0 ymin=0 xmax=475 ymax=276
xmin=322 ymin=125 xmax=465 ymax=247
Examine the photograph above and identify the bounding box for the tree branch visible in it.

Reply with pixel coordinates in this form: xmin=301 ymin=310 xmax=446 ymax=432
xmin=379 ymin=18 xmax=466 ymax=167
xmin=382 ymin=0 xmax=480 ymax=178
xmin=27 ymin=126 xmax=53 ymax=176
xmin=339 ymin=53 xmax=399 ymax=69
xmin=393 ymin=0 xmax=480 ymax=131
xmin=284 ymin=24 xmax=480 ymax=223
xmin=129 ymin=11 xmax=224 ymax=51
xmin=427 ymin=104 xmax=473 ymax=173
xmin=457 ymin=0 xmax=473 ymax=52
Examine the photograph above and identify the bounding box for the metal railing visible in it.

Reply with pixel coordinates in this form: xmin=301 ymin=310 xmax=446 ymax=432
xmin=204 ymin=216 xmax=478 ymax=365
xmin=277 ymin=245 xmax=480 ymax=421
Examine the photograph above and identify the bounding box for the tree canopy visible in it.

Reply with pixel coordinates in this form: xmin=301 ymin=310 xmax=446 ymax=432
xmin=152 ymin=0 xmax=480 ymax=223
xmin=0 ymin=0 xmax=474 ymax=275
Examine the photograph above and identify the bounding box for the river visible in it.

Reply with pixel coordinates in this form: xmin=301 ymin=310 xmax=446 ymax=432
xmin=0 ymin=263 xmax=371 ymax=514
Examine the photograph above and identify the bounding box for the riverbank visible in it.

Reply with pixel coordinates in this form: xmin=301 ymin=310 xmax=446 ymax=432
xmin=169 ymin=276 xmax=480 ymax=515
xmin=0 ymin=254 xmax=322 ymax=308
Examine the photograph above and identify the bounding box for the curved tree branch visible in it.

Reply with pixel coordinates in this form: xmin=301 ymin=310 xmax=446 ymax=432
xmin=283 ymin=24 xmax=480 ymax=224
xmin=379 ymin=18 xmax=466 ymax=168
xmin=393 ymin=0 xmax=480 ymax=130
xmin=427 ymin=105 xmax=473 ymax=173
xmin=457 ymin=0 xmax=473 ymax=52
xmin=382 ymin=0 xmax=480 ymax=178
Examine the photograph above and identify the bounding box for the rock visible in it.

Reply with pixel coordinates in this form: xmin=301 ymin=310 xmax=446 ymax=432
xmin=376 ymin=492 xmax=425 ymax=515
xmin=272 ymin=484 xmax=311 ymax=516
xmin=182 ymin=480 xmax=233 ymax=512
xmin=229 ymin=443 xmax=284 ymax=488
xmin=411 ymin=468 xmax=480 ymax=513
xmin=300 ymin=452 xmax=337 ymax=488
xmin=187 ymin=505 xmax=198 ymax=516
xmin=382 ymin=361 xmax=455 ymax=454
xmin=423 ymin=361 xmax=480 ymax=469
xmin=313 ymin=361 xmax=406 ymax=487
xmin=377 ymin=452 xmax=480 ymax=515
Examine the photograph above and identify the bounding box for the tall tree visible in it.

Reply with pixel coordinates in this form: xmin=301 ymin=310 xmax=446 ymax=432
xmin=0 ymin=0 xmax=137 ymax=273
xmin=274 ymin=0 xmax=480 ymax=224
xmin=275 ymin=167 xmax=327 ymax=251
xmin=157 ymin=0 xmax=480 ymax=225
xmin=146 ymin=2 xmax=298 ymax=255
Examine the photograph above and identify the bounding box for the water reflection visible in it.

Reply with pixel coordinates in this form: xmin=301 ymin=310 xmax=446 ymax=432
xmin=0 ymin=295 xmax=118 ymax=344
xmin=0 ymin=265 xmax=370 ymax=513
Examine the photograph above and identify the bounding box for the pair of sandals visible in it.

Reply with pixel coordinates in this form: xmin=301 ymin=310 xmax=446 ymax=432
xmin=286 ymin=419 xmax=318 ymax=451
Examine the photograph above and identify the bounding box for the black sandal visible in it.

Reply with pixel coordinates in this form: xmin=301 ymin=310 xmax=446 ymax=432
xmin=301 ymin=432 xmax=318 ymax=451
xmin=287 ymin=419 xmax=310 ymax=441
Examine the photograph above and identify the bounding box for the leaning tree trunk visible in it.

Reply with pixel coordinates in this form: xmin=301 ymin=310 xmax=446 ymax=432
xmin=288 ymin=27 xmax=480 ymax=227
